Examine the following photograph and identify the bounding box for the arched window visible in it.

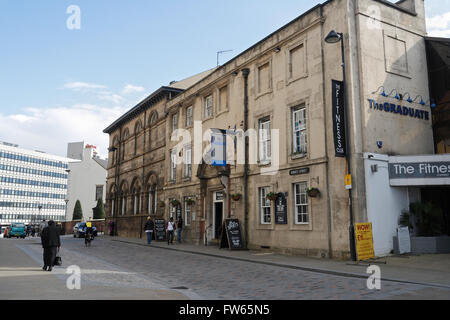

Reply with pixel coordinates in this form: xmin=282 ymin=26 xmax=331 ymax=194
xmin=122 ymin=128 xmax=130 ymax=160
xmin=148 ymin=185 xmax=157 ymax=215
xmin=150 ymin=111 xmax=158 ymax=125
xmin=134 ymin=121 xmax=143 ymax=156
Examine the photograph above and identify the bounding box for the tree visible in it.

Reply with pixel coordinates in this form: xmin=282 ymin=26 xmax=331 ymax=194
xmin=93 ymin=198 xmax=105 ymax=220
xmin=72 ymin=200 xmax=83 ymax=221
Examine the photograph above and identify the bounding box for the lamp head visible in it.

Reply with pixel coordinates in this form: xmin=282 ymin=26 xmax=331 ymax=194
xmin=325 ymin=30 xmax=342 ymax=44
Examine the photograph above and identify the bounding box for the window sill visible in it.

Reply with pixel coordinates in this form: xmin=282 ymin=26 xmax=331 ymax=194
xmin=291 ymin=153 xmax=307 ymax=160
xmin=286 ymin=74 xmax=308 ymax=86
xmin=290 ymin=223 xmax=312 ymax=231
xmin=183 ymin=177 xmax=192 ymax=182
xmin=255 ymin=89 xmax=273 ymax=100
xmin=216 ymin=109 xmax=229 ymax=117
xmin=202 ymin=116 xmax=214 ymax=123
xmin=256 ymin=223 xmax=274 ymax=231
xmin=258 ymin=160 xmax=272 ymax=167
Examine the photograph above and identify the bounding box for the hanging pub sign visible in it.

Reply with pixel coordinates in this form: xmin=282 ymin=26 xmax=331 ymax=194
xmin=332 ymin=80 xmax=347 ymax=157
xmin=210 ymin=129 xmax=227 ymax=167
xmin=275 ymin=193 xmax=288 ymax=225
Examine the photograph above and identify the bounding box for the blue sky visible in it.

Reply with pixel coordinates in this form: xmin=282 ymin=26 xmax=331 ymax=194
xmin=0 ymin=0 xmax=449 ymax=158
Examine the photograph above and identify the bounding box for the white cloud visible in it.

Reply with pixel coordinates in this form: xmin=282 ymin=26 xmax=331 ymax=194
xmin=63 ymin=81 xmax=107 ymax=91
xmin=0 ymin=104 xmax=128 ymax=159
xmin=1 ymin=80 xmax=149 ymax=159
xmin=122 ymin=84 xmax=145 ymax=94
xmin=8 ymin=114 xmax=35 ymax=123
xmin=97 ymin=91 xmax=125 ymax=104
xmin=427 ymin=12 xmax=450 ymax=37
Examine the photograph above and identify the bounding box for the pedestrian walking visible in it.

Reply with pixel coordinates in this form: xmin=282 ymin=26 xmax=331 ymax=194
xmin=40 ymin=220 xmax=61 ymax=272
xmin=38 ymin=220 xmax=47 ymax=237
xmin=177 ymin=216 xmax=183 ymax=243
xmin=26 ymin=225 xmax=31 ymax=237
xmin=109 ymin=221 xmax=115 ymax=236
xmin=144 ymin=217 xmax=154 ymax=245
xmin=166 ymin=217 xmax=176 ymax=245
xmin=31 ymin=226 xmax=36 ymax=237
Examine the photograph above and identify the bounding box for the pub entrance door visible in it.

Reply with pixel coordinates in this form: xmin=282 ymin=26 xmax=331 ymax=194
xmin=213 ymin=191 xmax=224 ymax=239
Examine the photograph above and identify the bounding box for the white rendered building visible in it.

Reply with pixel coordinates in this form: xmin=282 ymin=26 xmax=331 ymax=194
xmin=66 ymin=142 xmax=107 ymax=221
xmin=0 ymin=141 xmax=71 ymax=225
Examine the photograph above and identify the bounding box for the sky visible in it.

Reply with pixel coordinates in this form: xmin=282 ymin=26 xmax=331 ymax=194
xmin=0 ymin=0 xmax=449 ymax=159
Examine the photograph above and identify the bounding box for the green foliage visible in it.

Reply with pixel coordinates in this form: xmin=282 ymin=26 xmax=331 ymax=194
xmin=72 ymin=200 xmax=83 ymax=221
xmin=93 ymin=198 xmax=105 ymax=220
xmin=399 ymin=210 xmax=413 ymax=230
xmin=408 ymin=202 xmax=444 ymax=237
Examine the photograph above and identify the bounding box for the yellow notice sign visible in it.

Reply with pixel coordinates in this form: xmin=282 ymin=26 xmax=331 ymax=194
xmin=345 ymin=174 xmax=352 ymax=190
xmin=355 ymin=223 xmax=375 ymax=261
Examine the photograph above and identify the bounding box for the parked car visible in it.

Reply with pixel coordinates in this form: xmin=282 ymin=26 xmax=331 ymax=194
xmin=6 ymin=223 xmax=27 ymax=239
xmin=73 ymin=222 xmax=97 ymax=238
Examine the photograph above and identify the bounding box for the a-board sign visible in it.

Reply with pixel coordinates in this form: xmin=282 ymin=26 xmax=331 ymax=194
xmin=355 ymin=223 xmax=375 ymax=261
xmin=220 ymin=219 xmax=243 ymax=250
xmin=275 ymin=193 xmax=287 ymax=225
xmin=397 ymin=227 xmax=411 ymax=254
xmin=154 ymin=219 xmax=166 ymax=241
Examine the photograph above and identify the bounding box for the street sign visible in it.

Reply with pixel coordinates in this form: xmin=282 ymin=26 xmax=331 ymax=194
xmin=289 ymin=167 xmax=310 ymax=176
xmin=355 ymin=223 xmax=375 ymax=261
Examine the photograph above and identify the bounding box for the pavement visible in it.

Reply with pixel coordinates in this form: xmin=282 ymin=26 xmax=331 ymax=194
xmin=0 ymin=237 xmax=192 ymax=300
xmin=112 ymin=235 xmax=450 ymax=289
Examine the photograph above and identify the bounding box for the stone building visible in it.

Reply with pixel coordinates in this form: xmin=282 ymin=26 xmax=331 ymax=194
xmin=104 ymin=0 xmax=435 ymax=259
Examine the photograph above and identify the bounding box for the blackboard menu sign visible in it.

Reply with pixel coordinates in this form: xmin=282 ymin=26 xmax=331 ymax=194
xmin=275 ymin=193 xmax=287 ymax=225
xmin=220 ymin=219 xmax=243 ymax=250
xmin=154 ymin=219 xmax=166 ymax=241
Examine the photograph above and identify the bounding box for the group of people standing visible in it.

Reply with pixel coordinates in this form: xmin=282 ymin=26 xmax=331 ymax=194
xmin=144 ymin=216 xmax=183 ymax=245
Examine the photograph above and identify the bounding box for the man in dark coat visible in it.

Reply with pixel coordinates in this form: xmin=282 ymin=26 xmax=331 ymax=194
xmin=144 ymin=217 xmax=154 ymax=245
xmin=40 ymin=220 xmax=61 ymax=271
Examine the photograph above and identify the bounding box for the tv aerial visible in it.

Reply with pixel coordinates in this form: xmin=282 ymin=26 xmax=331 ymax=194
xmin=217 ymin=50 xmax=233 ymax=66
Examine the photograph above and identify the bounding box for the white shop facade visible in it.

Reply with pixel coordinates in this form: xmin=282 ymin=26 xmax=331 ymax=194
xmin=364 ymin=153 xmax=450 ymax=256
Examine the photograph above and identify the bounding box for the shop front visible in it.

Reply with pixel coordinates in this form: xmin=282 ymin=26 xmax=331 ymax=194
xmin=364 ymin=153 xmax=450 ymax=256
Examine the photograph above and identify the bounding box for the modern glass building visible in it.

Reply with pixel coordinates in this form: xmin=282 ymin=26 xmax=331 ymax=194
xmin=0 ymin=142 xmax=72 ymax=226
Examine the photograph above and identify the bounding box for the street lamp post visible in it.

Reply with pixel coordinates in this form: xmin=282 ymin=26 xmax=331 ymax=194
xmin=325 ymin=30 xmax=357 ymax=261
xmin=65 ymin=169 xmax=71 ymax=222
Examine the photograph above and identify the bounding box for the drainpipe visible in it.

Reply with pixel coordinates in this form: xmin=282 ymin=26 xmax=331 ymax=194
xmin=319 ymin=5 xmax=333 ymax=259
xmin=242 ymin=68 xmax=250 ymax=249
